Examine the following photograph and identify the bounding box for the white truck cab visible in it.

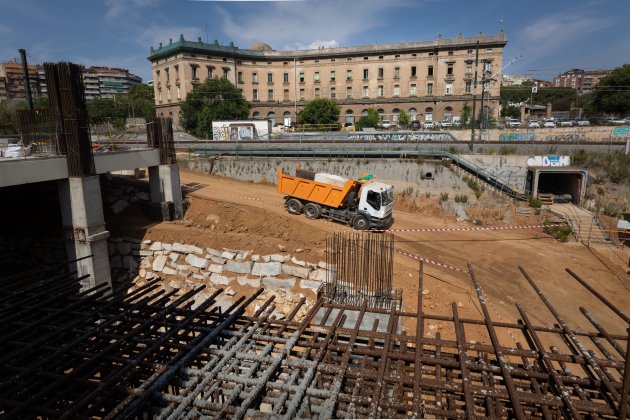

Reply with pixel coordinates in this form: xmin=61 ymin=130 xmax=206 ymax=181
xmin=358 ymin=182 xmax=395 ymax=227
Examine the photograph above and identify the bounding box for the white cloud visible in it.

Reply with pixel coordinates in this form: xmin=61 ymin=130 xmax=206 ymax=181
xmin=285 ymin=40 xmax=339 ymax=50
xmin=519 ymin=13 xmax=611 ymax=60
xmin=104 ymin=0 xmax=161 ymax=20
xmin=213 ymin=0 xmax=408 ymax=50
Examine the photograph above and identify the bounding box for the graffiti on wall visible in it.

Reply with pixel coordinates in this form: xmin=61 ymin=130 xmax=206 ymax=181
xmin=526 ymin=155 xmax=571 ymax=167
xmin=499 ymin=133 xmax=536 ymax=142
xmin=347 ymin=132 xmax=453 ymax=142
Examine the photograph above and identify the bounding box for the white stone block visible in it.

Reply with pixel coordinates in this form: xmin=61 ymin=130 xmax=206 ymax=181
xmin=152 ymin=255 xmax=168 ymax=272
xmin=185 ymin=254 xmax=209 ymax=269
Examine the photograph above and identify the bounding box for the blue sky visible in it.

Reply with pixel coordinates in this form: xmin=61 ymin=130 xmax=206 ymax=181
xmin=1 ymin=0 xmax=628 ymax=83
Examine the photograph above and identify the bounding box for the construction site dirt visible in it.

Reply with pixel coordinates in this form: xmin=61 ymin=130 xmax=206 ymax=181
xmin=109 ymin=168 xmax=630 ymax=345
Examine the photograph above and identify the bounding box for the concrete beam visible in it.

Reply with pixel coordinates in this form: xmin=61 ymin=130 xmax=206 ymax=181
xmin=94 ymin=149 xmax=160 ymax=174
xmin=149 ymin=164 xmax=184 ymax=220
xmin=0 ymin=156 xmax=68 ymax=188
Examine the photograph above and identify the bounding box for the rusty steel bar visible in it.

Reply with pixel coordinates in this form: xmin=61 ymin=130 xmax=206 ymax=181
xmin=468 ymin=262 xmax=526 ymax=419
xmin=565 ymin=268 xmax=630 ymax=323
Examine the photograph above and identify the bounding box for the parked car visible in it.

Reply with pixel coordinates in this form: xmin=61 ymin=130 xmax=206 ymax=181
xmin=380 ymin=120 xmax=392 ymax=129
xmin=505 ymin=119 xmax=521 ymax=128
xmin=558 ymin=119 xmax=574 ymax=127
xmin=437 ymin=119 xmax=452 ymax=128
xmin=527 ymin=121 xmax=540 ymax=128
xmin=409 ymin=120 xmax=421 ymax=130
xmin=422 ymin=121 xmax=434 ymax=129
xmin=452 ymin=116 xmax=462 ymax=127
xmin=607 ymin=117 xmax=627 ymax=125
xmin=543 ymin=119 xmax=556 ymax=128
xmin=625 ymin=116 xmax=630 ymax=123
xmin=576 ymin=119 xmax=590 ymax=126
xmin=588 ymin=116 xmax=608 ymax=125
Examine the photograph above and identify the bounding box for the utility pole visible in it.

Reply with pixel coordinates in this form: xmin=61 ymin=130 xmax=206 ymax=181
xmin=19 ymin=48 xmax=34 ymax=110
xmin=469 ymin=41 xmax=479 ymax=152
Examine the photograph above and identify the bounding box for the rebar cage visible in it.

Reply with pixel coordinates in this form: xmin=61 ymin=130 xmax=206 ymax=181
xmin=0 ymin=258 xmax=628 ymax=418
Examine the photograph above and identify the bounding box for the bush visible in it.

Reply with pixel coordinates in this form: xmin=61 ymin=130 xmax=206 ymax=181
xmin=440 ymin=192 xmax=449 ymax=202
xmin=499 ymin=145 xmax=517 ymax=155
xmin=466 ymin=178 xmax=485 ymax=198
xmin=454 ymin=194 xmax=469 ymax=203
xmin=529 ymin=197 xmax=542 ymax=208
xmin=543 ymin=223 xmax=573 ymax=242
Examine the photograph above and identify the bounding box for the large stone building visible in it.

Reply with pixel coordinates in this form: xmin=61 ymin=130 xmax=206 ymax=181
xmin=148 ymin=32 xmax=507 ymax=129
xmin=553 ymin=68 xmax=613 ymax=94
xmin=0 ymin=61 xmax=142 ymax=102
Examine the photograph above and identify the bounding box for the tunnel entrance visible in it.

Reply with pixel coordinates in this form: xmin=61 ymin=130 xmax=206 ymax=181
xmin=527 ymin=168 xmax=588 ymax=205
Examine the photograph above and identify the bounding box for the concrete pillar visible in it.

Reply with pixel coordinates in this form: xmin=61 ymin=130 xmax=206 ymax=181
xmin=58 ymin=176 xmax=111 ymax=291
xmin=546 ymin=102 xmax=552 ymax=119
xmin=520 ymin=103 xmax=526 ymax=122
xmin=149 ymin=164 xmax=183 ymax=220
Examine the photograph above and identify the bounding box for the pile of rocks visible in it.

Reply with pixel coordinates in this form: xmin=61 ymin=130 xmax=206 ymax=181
xmin=100 ymin=175 xmax=150 ymax=215
xmin=107 ymin=238 xmax=332 ymax=320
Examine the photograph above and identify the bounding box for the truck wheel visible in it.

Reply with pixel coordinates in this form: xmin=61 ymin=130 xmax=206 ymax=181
xmin=304 ymin=203 xmax=321 ymax=219
xmin=353 ymin=215 xmax=369 ymax=230
xmin=286 ymin=198 xmax=303 ymax=215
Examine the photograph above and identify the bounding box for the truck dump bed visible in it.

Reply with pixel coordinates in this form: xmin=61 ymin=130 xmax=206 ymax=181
xmin=277 ymin=168 xmax=357 ymax=208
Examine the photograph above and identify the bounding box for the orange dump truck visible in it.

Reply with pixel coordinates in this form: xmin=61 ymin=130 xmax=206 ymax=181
xmin=277 ymin=167 xmax=394 ymax=230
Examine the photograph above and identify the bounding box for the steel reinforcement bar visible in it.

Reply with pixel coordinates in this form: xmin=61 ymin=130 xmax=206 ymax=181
xmin=0 ymin=260 xmax=627 ymax=418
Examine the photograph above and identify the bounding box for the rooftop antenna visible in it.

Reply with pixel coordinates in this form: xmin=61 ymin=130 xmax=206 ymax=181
xmin=205 ymin=23 xmax=208 ymax=43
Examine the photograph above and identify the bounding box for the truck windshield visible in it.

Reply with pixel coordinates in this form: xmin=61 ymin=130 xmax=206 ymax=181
xmin=381 ymin=189 xmax=394 ymax=206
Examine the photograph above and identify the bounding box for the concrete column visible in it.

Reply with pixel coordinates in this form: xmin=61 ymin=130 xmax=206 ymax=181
xmin=149 ymin=164 xmax=183 ymax=220
xmin=546 ymin=102 xmax=552 ymax=119
xmin=58 ymin=176 xmax=111 ymax=291
xmin=520 ymin=104 xmax=526 ymax=122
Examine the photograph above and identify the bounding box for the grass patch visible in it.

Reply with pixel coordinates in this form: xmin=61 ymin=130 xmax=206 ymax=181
xmin=440 ymin=192 xmax=449 ymax=202
xmin=454 ymin=194 xmax=469 ymax=204
xmin=529 ymin=197 xmax=542 ymax=208
xmin=543 ymin=223 xmax=573 ymax=242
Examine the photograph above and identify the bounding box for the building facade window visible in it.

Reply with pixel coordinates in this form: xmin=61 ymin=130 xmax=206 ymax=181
xmin=300 ymin=88 xmax=305 ymax=100
xmin=465 ymin=80 xmax=472 ymax=93
xmin=427 ymin=65 xmax=433 ymax=77
xmin=409 ymin=108 xmax=417 ymax=120
xmin=315 ymin=87 xmax=320 ymax=97
xmin=267 ymin=89 xmax=273 ymax=100
xmin=267 ymin=72 xmax=273 ymax=83
xmin=378 ymin=68 xmax=384 ymax=79
xmin=237 ymin=71 xmax=243 ymax=83
xmin=174 ymin=65 xmax=179 ymax=80
xmin=346 ymin=86 xmax=352 ymax=98
xmin=393 ymin=84 xmax=400 ymax=96
xmin=165 ymin=67 xmax=170 ymax=82
xmin=283 ymin=72 xmax=289 ymax=83
xmin=363 ymin=68 xmax=369 ymax=79
xmin=346 ymin=70 xmax=352 ymax=80
xmin=252 ymin=89 xmax=258 ymax=100
xmin=484 ymin=61 xmax=492 ymax=72
xmin=283 ymin=89 xmax=289 ymax=101
xmin=330 ymin=87 xmax=336 ymax=98
xmin=345 ymin=109 xmax=354 ymax=125
xmin=392 ymin=108 xmax=400 ymax=123
xmin=207 ymin=66 xmax=214 ymax=79
xmin=299 ymin=72 xmax=305 ymax=83
xmin=445 ymin=83 xmax=453 ymax=94
xmin=268 ymin=112 xmax=275 ymax=126
xmin=425 ymin=107 xmax=433 ymax=122
xmin=410 ymin=83 xmax=416 ymax=96
xmin=447 ymin=63 xmax=454 ymax=76
xmin=466 ymin=62 xmax=472 ymax=74
xmin=427 ymin=82 xmax=433 ymax=95
xmin=222 ymin=68 xmax=229 ymax=79
xmin=314 ymin=71 xmax=320 ymax=82
xmin=444 ymin=107 xmax=453 ymax=121
xmin=252 ymin=72 xmax=258 ymax=83
xmin=362 ymin=85 xmax=369 ymax=98
xmin=330 ymin=70 xmax=336 ymax=81
xmin=394 ymin=67 xmax=400 ymax=79
xmin=378 ymin=85 xmax=384 ymax=97
xmin=411 ymin=66 xmax=416 ymax=77
xmin=283 ymin=111 xmax=291 ymax=127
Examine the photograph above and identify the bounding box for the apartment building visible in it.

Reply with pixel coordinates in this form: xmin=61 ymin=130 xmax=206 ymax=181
xmin=0 ymin=61 xmax=142 ymax=102
xmin=0 ymin=61 xmax=40 ymax=102
xmin=553 ymin=68 xmax=613 ymax=94
xmin=148 ymin=32 xmax=507 ymax=128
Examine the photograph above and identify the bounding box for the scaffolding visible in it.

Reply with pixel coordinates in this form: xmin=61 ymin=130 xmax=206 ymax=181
xmin=0 ymin=258 xmax=628 ymax=418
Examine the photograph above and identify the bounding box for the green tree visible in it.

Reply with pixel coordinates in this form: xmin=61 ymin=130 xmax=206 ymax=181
xmin=297 ymin=98 xmax=340 ymax=127
xmin=180 ymin=77 xmax=250 ymax=137
xmin=500 ymin=105 xmax=520 ymax=119
xmin=398 ymin=110 xmax=410 ymax=128
xmin=87 ymin=98 xmax=125 ymax=125
xmin=461 ymin=103 xmax=472 ymax=127
xmin=127 ymin=83 xmax=155 ymax=119
xmin=356 ymin=108 xmax=380 ymax=130
xmin=592 ymin=64 xmax=630 ymax=115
